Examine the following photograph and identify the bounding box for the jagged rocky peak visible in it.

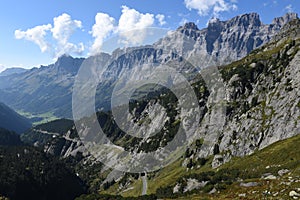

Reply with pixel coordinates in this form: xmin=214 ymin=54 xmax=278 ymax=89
xmin=176 ymin=22 xmax=200 ymax=39
xmin=227 ymin=12 xmax=262 ymax=28
xmin=54 ymin=54 xmax=84 ymax=74
xmin=55 ymin=54 xmax=74 ymax=65
xmin=179 ymin=22 xmax=199 ymax=30
xmin=272 ymin=12 xmax=299 ymax=27
xmin=208 ymin=17 xmax=221 ymax=25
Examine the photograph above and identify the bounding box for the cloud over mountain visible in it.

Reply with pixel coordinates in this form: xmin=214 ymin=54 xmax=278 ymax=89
xmin=117 ymin=6 xmax=155 ymax=45
xmin=51 ymin=13 xmax=84 ymax=57
xmin=90 ymin=13 xmax=115 ymax=55
xmin=90 ymin=6 xmax=165 ymax=55
xmin=184 ymin=0 xmax=237 ymax=16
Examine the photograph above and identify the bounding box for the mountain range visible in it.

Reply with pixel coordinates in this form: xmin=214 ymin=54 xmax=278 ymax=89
xmin=0 ymin=13 xmax=297 ymax=120
xmin=10 ymin=13 xmax=300 ymax=199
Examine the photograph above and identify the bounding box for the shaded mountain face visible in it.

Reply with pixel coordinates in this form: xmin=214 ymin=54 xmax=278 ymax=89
xmin=0 ymin=103 xmax=31 ymax=134
xmin=0 ymin=13 xmax=298 ymax=120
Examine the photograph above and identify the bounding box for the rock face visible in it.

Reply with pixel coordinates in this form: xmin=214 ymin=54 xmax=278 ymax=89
xmin=201 ymin=19 xmax=300 ymax=168
xmin=156 ymin=13 xmax=298 ymax=67
xmin=0 ymin=13 xmax=297 ymax=119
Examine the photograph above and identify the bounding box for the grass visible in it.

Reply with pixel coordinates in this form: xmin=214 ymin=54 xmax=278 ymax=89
xmin=118 ymin=133 xmax=300 ymax=199
xmin=220 ymin=133 xmax=300 ymax=176
xmin=121 ymin=178 xmax=143 ymax=197
xmin=17 ymin=110 xmax=59 ymax=125
xmin=180 ymin=133 xmax=300 ymax=199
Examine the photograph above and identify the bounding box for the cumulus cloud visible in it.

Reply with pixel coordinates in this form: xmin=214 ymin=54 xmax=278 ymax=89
xmin=88 ymin=7 xmax=167 ymax=54
xmin=156 ymin=14 xmax=166 ymax=25
xmin=184 ymin=0 xmax=237 ymax=16
xmin=15 ymin=24 xmax=52 ymax=52
xmin=15 ymin=13 xmax=84 ymax=58
xmin=51 ymin=13 xmax=84 ymax=57
xmin=16 ymin=8 xmax=167 ymax=57
xmin=118 ymin=5 xmax=155 ymax=45
xmin=90 ymin=13 xmax=115 ymax=55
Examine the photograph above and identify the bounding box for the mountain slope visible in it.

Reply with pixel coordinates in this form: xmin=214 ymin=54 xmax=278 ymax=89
xmin=0 ymin=103 xmax=31 ymax=134
xmin=74 ymin=18 xmax=300 ymax=198
xmin=76 ymin=133 xmax=300 ymax=199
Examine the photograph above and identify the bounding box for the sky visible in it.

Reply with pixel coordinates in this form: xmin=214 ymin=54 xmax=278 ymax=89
xmin=0 ymin=0 xmax=299 ymax=71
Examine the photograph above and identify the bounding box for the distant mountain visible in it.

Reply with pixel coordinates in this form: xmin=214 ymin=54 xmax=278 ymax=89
xmin=0 ymin=13 xmax=297 ymax=119
xmin=0 ymin=102 xmax=31 ymax=134
xmin=0 ymin=67 xmax=27 ymax=76
xmin=0 ymin=55 xmax=88 ymax=118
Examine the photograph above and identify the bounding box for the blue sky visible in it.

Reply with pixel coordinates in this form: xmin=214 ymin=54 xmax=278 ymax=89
xmin=0 ymin=0 xmax=299 ymax=71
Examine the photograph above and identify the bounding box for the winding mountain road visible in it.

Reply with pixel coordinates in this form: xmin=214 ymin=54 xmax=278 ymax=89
xmin=141 ymin=173 xmax=148 ymax=195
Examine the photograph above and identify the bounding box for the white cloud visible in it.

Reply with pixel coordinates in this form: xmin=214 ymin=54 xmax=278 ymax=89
xmin=15 ymin=24 xmax=52 ymax=52
xmin=285 ymin=4 xmax=293 ymax=13
xmin=118 ymin=5 xmax=155 ymax=45
xmin=51 ymin=13 xmax=84 ymax=57
xmin=90 ymin=13 xmax=115 ymax=55
xmin=156 ymin=14 xmax=166 ymax=25
xmin=15 ymin=13 xmax=84 ymax=58
xmin=16 ymin=7 xmax=167 ymax=57
xmin=184 ymin=0 xmax=237 ymax=16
